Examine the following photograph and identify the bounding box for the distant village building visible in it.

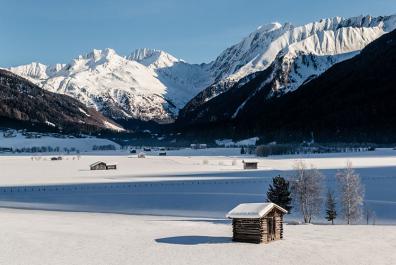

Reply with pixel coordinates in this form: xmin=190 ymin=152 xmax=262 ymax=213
xmin=0 ymin=147 xmax=13 ymax=153
xmin=242 ymin=160 xmax=259 ymax=169
xmin=3 ymin=130 xmax=16 ymax=138
xmin=226 ymin=203 xmax=287 ymax=244
xmin=105 ymin=164 xmax=117 ymax=170
xmin=190 ymin=144 xmax=208 ymax=149
xmin=90 ymin=161 xmax=117 ymax=170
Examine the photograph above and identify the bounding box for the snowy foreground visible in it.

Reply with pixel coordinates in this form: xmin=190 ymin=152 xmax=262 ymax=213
xmin=1 ymin=208 xmax=395 ymax=265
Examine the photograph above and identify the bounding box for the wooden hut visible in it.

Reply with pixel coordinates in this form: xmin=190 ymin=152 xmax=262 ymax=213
xmin=105 ymin=164 xmax=117 ymax=170
xmin=90 ymin=161 xmax=107 ymax=170
xmin=90 ymin=161 xmax=117 ymax=170
xmin=226 ymin=203 xmax=287 ymax=244
xmin=242 ymin=160 xmax=259 ymax=169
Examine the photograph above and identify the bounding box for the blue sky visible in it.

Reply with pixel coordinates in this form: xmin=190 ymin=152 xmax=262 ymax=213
xmin=1 ymin=0 xmax=396 ymax=67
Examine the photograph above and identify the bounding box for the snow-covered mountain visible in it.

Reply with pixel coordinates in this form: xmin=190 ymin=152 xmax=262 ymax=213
xmin=128 ymin=48 xmax=212 ymax=115
xmin=179 ymin=26 xmax=396 ymax=142
xmin=9 ymin=62 xmax=65 ymax=83
xmin=0 ymin=69 xmax=123 ymax=133
xmin=7 ymin=14 xmax=396 ymax=124
xmin=9 ymin=49 xmax=210 ymax=123
xmin=184 ymin=15 xmax=396 ymax=112
xmin=212 ymin=15 xmax=396 ymax=83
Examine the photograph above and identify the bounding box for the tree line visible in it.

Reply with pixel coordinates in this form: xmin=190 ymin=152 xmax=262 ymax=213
xmin=266 ymin=161 xmax=367 ymax=224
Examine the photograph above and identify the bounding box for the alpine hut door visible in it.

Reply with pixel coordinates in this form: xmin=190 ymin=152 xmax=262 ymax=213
xmin=267 ymin=217 xmax=276 ymax=241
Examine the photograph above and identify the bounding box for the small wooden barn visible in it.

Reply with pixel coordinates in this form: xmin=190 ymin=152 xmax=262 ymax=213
xmin=226 ymin=203 xmax=287 ymax=244
xmin=242 ymin=160 xmax=259 ymax=169
xmin=90 ymin=161 xmax=117 ymax=170
xmin=106 ymin=164 xmax=117 ymax=170
xmin=90 ymin=161 xmax=107 ymax=170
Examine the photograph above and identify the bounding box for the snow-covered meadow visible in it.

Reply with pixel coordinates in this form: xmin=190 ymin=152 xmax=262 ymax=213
xmin=0 ymin=148 xmax=396 ymax=264
xmin=0 ymin=132 xmax=120 ymax=152
xmin=0 ymin=148 xmax=396 ymax=222
xmin=0 ymin=208 xmax=395 ymax=265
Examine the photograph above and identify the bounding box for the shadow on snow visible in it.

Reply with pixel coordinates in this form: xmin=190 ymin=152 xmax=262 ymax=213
xmin=155 ymin=235 xmax=232 ymax=245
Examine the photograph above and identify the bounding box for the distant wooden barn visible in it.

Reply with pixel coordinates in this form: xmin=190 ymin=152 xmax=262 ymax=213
xmin=90 ymin=161 xmax=117 ymax=170
xmin=226 ymin=203 xmax=287 ymax=244
xmin=242 ymin=160 xmax=259 ymax=169
xmin=106 ymin=164 xmax=117 ymax=170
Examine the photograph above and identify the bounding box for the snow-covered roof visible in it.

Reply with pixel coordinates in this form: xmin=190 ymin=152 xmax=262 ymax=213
xmin=242 ymin=159 xmax=259 ymax=163
xmin=90 ymin=161 xmax=106 ymax=167
xmin=226 ymin=203 xmax=287 ymax=219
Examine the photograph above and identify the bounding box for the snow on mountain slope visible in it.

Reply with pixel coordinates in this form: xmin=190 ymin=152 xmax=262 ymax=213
xmin=42 ymin=48 xmax=175 ymax=122
xmin=0 ymin=69 xmax=123 ymax=133
xmin=8 ymin=49 xmax=210 ymax=123
xmin=9 ymin=49 xmax=180 ymax=122
xmin=182 ymin=15 xmax=396 ymax=113
xmin=8 ymin=63 xmax=65 ymax=83
xmin=128 ymin=48 xmax=212 ymax=112
xmin=211 ymin=15 xmax=396 ymax=85
xmin=267 ymin=51 xmax=359 ymax=97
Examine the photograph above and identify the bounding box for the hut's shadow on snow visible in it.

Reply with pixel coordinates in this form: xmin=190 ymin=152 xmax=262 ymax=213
xmin=150 ymin=219 xmax=230 ymax=225
xmin=155 ymin=236 xmax=232 ymax=245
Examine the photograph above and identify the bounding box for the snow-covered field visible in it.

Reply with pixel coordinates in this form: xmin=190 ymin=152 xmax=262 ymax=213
xmin=0 ymin=148 xmax=396 ymax=264
xmin=0 ymin=148 xmax=396 ymax=222
xmin=0 ymin=208 xmax=395 ymax=265
xmin=0 ymin=133 xmax=119 ymax=152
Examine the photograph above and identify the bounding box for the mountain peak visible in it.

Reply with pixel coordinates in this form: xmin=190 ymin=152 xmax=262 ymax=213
xmin=7 ymin=62 xmax=64 ymax=82
xmin=256 ymin=22 xmax=284 ymax=33
xmin=128 ymin=48 xmax=182 ymax=69
xmin=82 ymin=48 xmax=118 ymax=62
xmin=129 ymin=48 xmax=161 ymax=61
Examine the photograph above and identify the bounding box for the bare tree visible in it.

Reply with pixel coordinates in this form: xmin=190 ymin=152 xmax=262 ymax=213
xmin=336 ymin=161 xmax=365 ymax=224
xmin=291 ymin=161 xmax=324 ymax=223
xmin=364 ymin=203 xmax=374 ymax=225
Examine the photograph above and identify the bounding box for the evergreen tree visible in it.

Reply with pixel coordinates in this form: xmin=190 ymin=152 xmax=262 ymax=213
xmin=240 ymin=147 xmax=245 ymax=155
xmin=325 ymin=189 xmax=337 ymax=225
xmin=267 ymin=175 xmax=292 ymax=213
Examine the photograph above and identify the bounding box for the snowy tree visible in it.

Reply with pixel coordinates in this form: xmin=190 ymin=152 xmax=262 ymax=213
xmin=325 ymin=189 xmax=337 ymax=225
xmin=266 ymin=175 xmax=292 ymax=213
xmin=336 ymin=161 xmax=365 ymax=224
xmin=291 ymin=161 xmax=324 ymax=223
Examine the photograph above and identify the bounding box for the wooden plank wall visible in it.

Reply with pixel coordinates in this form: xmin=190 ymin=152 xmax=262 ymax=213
xmin=232 ymin=218 xmax=268 ymax=244
xmin=232 ymin=209 xmax=284 ymax=244
xmin=275 ymin=212 xmax=283 ymax=240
